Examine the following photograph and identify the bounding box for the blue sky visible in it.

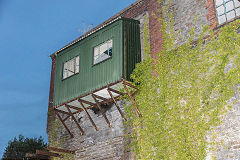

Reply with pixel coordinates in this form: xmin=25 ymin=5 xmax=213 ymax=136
xmin=0 ymin=0 xmax=136 ymax=157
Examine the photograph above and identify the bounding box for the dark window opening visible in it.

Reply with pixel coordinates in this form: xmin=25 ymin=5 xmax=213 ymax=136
xmin=93 ymin=39 xmax=113 ymax=64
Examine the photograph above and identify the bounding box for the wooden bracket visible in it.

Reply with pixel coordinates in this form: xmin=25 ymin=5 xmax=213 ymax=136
xmin=107 ymin=88 xmax=127 ymax=121
xmin=79 ymin=98 xmax=95 ymax=106
xmin=123 ymin=80 xmax=142 ymax=117
xmin=65 ymin=105 xmax=85 ymax=135
xmin=92 ymin=94 xmax=112 ymax=128
xmin=54 ymin=110 xmax=74 ymax=138
xmin=63 ymin=115 xmax=70 ymax=122
xmin=52 ymin=79 xmax=142 ymax=138
xmin=92 ymin=94 xmax=108 ymax=101
xmin=78 ymin=100 xmax=98 ymax=131
xmin=66 ymin=104 xmax=84 ymax=112
xmin=108 ymin=87 xmax=125 ymax=96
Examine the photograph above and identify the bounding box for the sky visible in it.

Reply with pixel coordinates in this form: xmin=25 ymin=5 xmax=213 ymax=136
xmin=0 ymin=0 xmax=136 ymax=157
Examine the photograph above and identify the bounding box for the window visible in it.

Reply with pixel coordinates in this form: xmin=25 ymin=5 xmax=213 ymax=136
xmin=215 ymin=0 xmax=240 ymax=24
xmin=63 ymin=56 xmax=79 ymax=79
xmin=93 ymin=39 xmax=113 ymax=65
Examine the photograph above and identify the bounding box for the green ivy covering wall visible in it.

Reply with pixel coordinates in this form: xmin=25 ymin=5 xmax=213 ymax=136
xmin=124 ymin=1 xmax=240 ymax=159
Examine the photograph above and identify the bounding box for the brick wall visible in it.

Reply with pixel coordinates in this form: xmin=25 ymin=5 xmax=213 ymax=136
xmin=119 ymin=0 xmax=163 ymax=56
xmin=205 ymin=0 xmax=217 ymax=29
xmin=47 ymin=0 xmax=240 ymax=159
xmin=148 ymin=0 xmax=163 ymax=56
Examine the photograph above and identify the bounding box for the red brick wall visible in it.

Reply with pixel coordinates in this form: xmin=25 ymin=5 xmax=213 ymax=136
xmin=120 ymin=0 xmax=163 ymax=56
xmin=205 ymin=0 xmax=217 ymax=29
xmin=148 ymin=0 xmax=163 ymax=56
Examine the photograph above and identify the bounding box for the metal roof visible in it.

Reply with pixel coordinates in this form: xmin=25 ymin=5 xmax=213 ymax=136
xmin=50 ymin=0 xmax=144 ymax=58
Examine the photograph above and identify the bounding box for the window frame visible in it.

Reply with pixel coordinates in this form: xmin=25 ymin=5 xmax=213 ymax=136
xmin=92 ymin=38 xmax=113 ymax=66
xmin=215 ymin=0 xmax=240 ymax=25
xmin=62 ymin=56 xmax=80 ymax=80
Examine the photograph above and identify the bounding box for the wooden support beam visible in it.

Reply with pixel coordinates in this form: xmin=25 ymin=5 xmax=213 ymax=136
xmin=67 ymin=104 xmax=83 ymax=112
xmin=54 ymin=108 xmax=71 ymax=116
xmin=108 ymin=87 xmax=125 ymax=96
xmin=123 ymin=81 xmax=142 ymax=117
xmin=36 ymin=150 xmax=61 ymax=158
xmin=72 ymin=105 xmax=95 ymax=114
xmin=65 ymin=105 xmax=85 ymax=135
xmin=132 ymin=90 xmax=138 ymax=97
xmin=48 ymin=147 xmax=75 ymax=154
xmin=92 ymin=93 xmax=108 ymax=101
xmin=79 ymin=98 xmax=95 ymax=106
xmin=122 ymin=80 xmax=138 ymax=90
xmin=92 ymin=94 xmax=112 ymax=128
xmin=78 ymin=100 xmax=98 ymax=131
xmin=55 ymin=111 xmax=74 ymax=138
xmin=63 ymin=115 xmax=70 ymax=122
xmin=107 ymin=89 xmax=127 ymax=121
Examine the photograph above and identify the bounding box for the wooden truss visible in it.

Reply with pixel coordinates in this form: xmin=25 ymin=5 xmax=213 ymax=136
xmin=53 ymin=79 xmax=141 ymax=138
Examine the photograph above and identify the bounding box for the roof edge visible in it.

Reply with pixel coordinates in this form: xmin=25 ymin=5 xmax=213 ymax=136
xmin=50 ymin=0 xmax=144 ymax=58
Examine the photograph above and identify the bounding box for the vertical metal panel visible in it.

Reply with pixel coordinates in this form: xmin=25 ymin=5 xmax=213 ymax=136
xmin=53 ymin=18 xmax=141 ymax=106
xmin=123 ymin=18 xmax=141 ymax=81
xmin=54 ymin=21 xmax=123 ymax=106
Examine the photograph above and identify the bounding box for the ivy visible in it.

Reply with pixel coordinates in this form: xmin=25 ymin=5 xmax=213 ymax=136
xmin=48 ymin=115 xmax=74 ymax=160
xmin=125 ymin=1 xmax=240 ymax=159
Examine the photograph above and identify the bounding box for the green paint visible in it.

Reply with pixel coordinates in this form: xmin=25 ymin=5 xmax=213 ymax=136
xmin=53 ymin=18 xmax=141 ymax=106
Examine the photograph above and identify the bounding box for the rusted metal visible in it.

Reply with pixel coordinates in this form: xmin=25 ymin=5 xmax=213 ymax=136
xmin=92 ymin=93 xmax=108 ymax=101
xmin=73 ymin=95 xmax=123 ymax=115
xmin=122 ymin=79 xmax=138 ymax=90
xmin=78 ymin=99 xmax=95 ymax=106
xmin=108 ymin=87 xmax=125 ymax=96
xmin=78 ymin=100 xmax=98 ymax=131
xmin=65 ymin=105 xmax=85 ymax=135
xmin=92 ymin=94 xmax=112 ymax=128
xmin=66 ymin=104 xmax=83 ymax=112
xmin=107 ymin=88 xmax=127 ymax=121
xmin=54 ymin=111 xmax=74 ymax=138
xmin=54 ymin=109 xmax=71 ymax=116
xmin=72 ymin=105 xmax=95 ymax=114
xmin=123 ymin=80 xmax=142 ymax=117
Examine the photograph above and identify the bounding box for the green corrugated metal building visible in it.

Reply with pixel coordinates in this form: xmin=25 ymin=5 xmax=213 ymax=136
xmin=53 ymin=17 xmax=141 ymax=106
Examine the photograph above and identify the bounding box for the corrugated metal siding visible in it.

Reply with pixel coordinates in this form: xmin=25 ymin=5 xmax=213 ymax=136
xmin=53 ymin=18 xmax=141 ymax=106
xmin=53 ymin=21 xmax=123 ymax=106
xmin=123 ymin=19 xmax=141 ymax=81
